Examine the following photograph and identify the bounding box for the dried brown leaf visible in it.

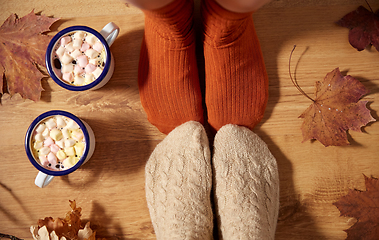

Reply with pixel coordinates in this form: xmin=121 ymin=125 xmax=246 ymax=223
xmin=333 ymin=175 xmax=379 ymax=239
xmin=0 ymin=10 xmax=59 ymax=102
xmin=299 ymin=68 xmax=375 ymax=146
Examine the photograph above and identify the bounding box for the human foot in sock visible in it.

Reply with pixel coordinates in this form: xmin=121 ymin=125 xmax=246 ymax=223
xmin=213 ymin=124 xmax=279 ymax=240
xmin=202 ymin=0 xmax=269 ymax=132
xmin=145 ymin=121 xmax=213 ymax=239
xmin=138 ymin=0 xmax=204 ymax=134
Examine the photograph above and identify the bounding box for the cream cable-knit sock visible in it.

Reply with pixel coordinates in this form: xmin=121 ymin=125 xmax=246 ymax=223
xmin=145 ymin=121 xmax=214 ymax=240
xmin=213 ymin=124 xmax=279 ymax=240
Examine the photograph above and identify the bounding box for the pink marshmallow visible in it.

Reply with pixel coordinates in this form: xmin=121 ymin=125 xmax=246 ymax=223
xmin=74 ymin=65 xmax=85 ymax=75
xmin=44 ymin=137 xmax=54 ymax=147
xmin=85 ymin=63 xmax=97 ymax=73
xmin=50 ymin=144 xmax=60 ymax=153
xmin=92 ymin=42 xmax=104 ymax=53
xmin=77 ymin=55 xmax=89 ymax=68
xmin=80 ymin=42 xmax=90 ymax=52
xmin=39 ymin=155 xmax=49 ymax=166
xmin=47 ymin=152 xmax=57 ymax=164
xmin=60 ymin=36 xmax=72 ymax=46
xmin=62 ymin=72 xmax=73 ymax=83
xmin=72 ymin=131 xmax=84 ymax=141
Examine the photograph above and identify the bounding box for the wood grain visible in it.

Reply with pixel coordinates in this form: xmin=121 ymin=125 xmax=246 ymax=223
xmin=1 ymin=0 xmax=378 ymax=239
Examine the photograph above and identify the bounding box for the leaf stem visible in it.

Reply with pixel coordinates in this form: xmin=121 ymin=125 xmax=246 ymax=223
xmin=289 ymin=45 xmax=315 ymax=102
xmin=365 ymin=0 xmax=374 ymax=13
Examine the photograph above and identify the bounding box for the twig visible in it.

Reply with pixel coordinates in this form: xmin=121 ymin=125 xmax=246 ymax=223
xmin=0 ymin=233 xmax=23 ymax=240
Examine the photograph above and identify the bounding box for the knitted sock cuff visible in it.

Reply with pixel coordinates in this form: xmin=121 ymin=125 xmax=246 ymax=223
xmin=201 ymin=0 xmax=254 ymax=47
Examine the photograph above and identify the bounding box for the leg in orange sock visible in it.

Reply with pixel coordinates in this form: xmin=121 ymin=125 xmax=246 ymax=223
xmin=201 ymin=0 xmax=269 ymax=132
xmin=138 ymin=0 xmax=204 ymax=134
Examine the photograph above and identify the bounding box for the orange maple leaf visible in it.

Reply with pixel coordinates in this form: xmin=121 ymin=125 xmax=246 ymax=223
xmin=0 ymin=10 xmax=59 ymax=102
xmin=333 ymin=175 xmax=379 ymax=240
xmin=37 ymin=200 xmax=83 ymax=239
xmin=298 ymin=68 xmax=375 ymax=147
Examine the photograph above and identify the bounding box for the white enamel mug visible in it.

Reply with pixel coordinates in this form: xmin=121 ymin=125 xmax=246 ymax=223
xmin=46 ymin=22 xmax=120 ymax=91
xmin=25 ymin=110 xmax=96 ymax=188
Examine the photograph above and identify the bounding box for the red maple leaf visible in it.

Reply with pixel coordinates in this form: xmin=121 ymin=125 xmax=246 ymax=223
xmin=337 ymin=5 xmax=379 ymax=51
xmin=298 ymin=68 xmax=375 ymax=147
xmin=0 ymin=10 xmax=59 ymax=102
xmin=333 ymin=175 xmax=379 ymax=240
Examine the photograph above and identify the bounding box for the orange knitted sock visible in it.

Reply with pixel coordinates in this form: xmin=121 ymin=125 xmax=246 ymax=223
xmin=201 ymin=0 xmax=269 ymax=132
xmin=138 ymin=0 xmax=204 ymax=134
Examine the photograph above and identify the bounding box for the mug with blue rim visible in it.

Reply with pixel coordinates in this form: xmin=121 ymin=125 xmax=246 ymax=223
xmin=25 ymin=110 xmax=95 ymax=188
xmin=45 ymin=22 xmax=119 ymax=91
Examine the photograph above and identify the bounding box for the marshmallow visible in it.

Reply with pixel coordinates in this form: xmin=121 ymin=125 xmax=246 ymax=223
xmin=74 ymin=142 xmax=85 ymax=157
xmin=92 ymin=42 xmax=103 ymax=53
xmin=61 ymin=128 xmax=70 ymax=139
xmin=85 ymin=34 xmax=97 ymax=45
xmin=61 ymin=53 xmax=73 ymax=65
xmin=92 ymin=67 xmax=103 ymax=79
xmin=74 ymin=75 xmax=85 ymax=86
xmin=56 ymin=150 xmax=67 ymax=160
xmin=77 ymin=55 xmax=88 ymax=68
xmin=70 ymin=49 xmax=82 ymax=59
xmin=85 ymin=49 xmax=99 ymax=59
xmin=63 ymin=156 xmax=76 ymax=168
xmin=73 ymin=38 xmax=83 ymax=49
xmin=62 ymin=72 xmax=73 ymax=83
xmin=60 ymin=36 xmax=72 ymax=46
xmin=50 ymin=144 xmax=60 ymax=153
xmin=47 ymin=152 xmax=57 ymax=164
xmin=42 ymin=127 xmax=50 ymax=137
xmin=65 ymin=42 xmax=75 ymax=52
xmin=80 ymin=42 xmax=90 ymax=52
xmin=66 ymin=119 xmax=79 ymax=130
xmin=34 ymin=133 xmax=44 ymax=142
xmin=71 ymin=130 xmax=84 ymax=141
xmin=73 ymin=31 xmax=86 ymax=40
xmin=62 ymin=63 xmax=74 ymax=73
xmin=64 ymin=146 xmax=76 ymax=157
xmin=50 ymin=129 xmax=63 ymax=141
xmin=89 ymin=58 xmax=98 ymax=65
xmin=74 ymin=65 xmax=85 ymax=75
xmin=39 ymin=155 xmax=49 ymax=166
xmin=55 ymin=46 xmax=66 ymax=58
xmin=45 ymin=118 xmax=57 ymax=129
xmin=85 ymin=73 xmax=94 ymax=84
xmin=44 ymin=136 xmax=54 ymax=147
xmin=35 ymin=124 xmax=46 ymax=133
xmin=55 ymin=139 xmax=65 ymax=149
xmin=39 ymin=146 xmax=51 ymax=155
xmin=33 ymin=141 xmax=43 ymax=150
xmin=85 ymin=63 xmax=96 ymax=73
xmin=64 ymin=139 xmax=76 ymax=148
xmin=56 ymin=116 xmax=66 ymax=128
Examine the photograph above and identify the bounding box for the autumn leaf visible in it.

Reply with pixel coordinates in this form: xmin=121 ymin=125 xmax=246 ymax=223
xmin=336 ymin=5 xmax=379 ymax=51
xmin=37 ymin=217 xmax=69 ymax=237
xmin=35 ymin=200 xmax=83 ymax=239
xmin=333 ymin=175 xmax=379 ymax=240
xmin=297 ymin=68 xmax=375 ymax=147
xmin=0 ymin=10 xmax=59 ymax=102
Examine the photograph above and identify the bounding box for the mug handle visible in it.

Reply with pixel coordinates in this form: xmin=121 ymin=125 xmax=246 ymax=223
xmin=35 ymin=171 xmax=54 ymax=188
xmin=100 ymin=22 xmax=120 ymax=47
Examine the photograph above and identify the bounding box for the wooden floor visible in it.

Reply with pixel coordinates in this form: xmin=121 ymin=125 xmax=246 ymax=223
xmin=1 ymin=0 xmax=379 ymax=239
